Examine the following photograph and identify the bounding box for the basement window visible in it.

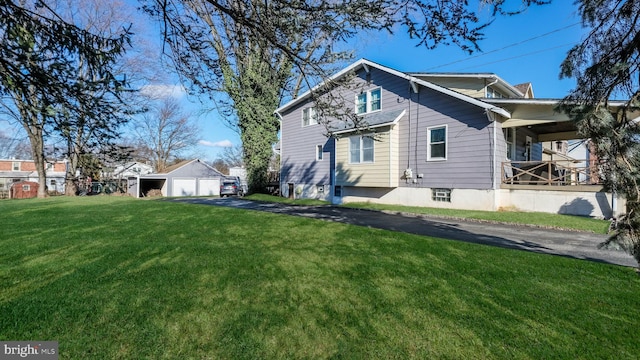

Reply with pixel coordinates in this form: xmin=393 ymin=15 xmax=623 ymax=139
xmin=432 ymin=188 xmax=451 ymax=202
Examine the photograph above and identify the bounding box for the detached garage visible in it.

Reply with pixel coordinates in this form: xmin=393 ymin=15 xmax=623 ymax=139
xmin=134 ymin=159 xmax=226 ymax=197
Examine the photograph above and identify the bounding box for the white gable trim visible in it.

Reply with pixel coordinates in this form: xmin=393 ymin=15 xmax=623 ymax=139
xmin=275 ymin=59 xmax=511 ymax=119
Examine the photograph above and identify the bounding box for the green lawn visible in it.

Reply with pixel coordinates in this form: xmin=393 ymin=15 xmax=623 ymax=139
xmin=246 ymin=194 xmax=611 ymax=234
xmin=1 ymin=197 xmax=638 ymax=359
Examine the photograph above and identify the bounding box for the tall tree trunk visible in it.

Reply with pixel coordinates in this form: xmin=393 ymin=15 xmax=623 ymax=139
xmin=65 ymin=151 xmax=80 ymax=196
xmin=24 ymin=115 xmax=48 ymax=198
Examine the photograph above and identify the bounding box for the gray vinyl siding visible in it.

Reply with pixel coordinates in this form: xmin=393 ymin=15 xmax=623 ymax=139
xmin=280 ymin=66 xmax=501 ymax=192
xmin=280 ymin=99 xmax=333 ymax=186
xmin=398 ymin=86 xmax=495 ymax=189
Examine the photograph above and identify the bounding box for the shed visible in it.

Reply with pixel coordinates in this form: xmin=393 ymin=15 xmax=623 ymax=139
xmin=135 ymin=159 xmax=226 ymax=197
xmin=10 ymin=181 xmax=39 ymax=199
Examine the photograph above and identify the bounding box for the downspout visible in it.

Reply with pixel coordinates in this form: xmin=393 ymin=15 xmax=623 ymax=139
xmin=486 ymin=77 xmax=499 ymax=97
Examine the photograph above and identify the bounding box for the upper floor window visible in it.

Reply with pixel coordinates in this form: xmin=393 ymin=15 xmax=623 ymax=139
xmin=302 ymin=107 xmax=318 ymax=126
xmin=427 ymin=125 xmax=447 ymax=161
xmin=355 ymin=88 xmax=381 ymax=115
xmin=12 ymin=162 xmax=19 ymax=171
xmin=486 ymin=87 xmax=504 ymax=99
xmin=349 ymin=135 xmax=374 ymax=163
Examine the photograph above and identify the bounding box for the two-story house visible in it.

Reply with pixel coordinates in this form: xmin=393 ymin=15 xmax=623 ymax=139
xmin=0 ymin=159 xmax=67 ymax=196
xmin=275 ymin=59 xmax=632 ymax=218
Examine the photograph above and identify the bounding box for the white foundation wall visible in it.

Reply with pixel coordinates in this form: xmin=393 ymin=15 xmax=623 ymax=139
xmin=498 ymin=188 xmax=624 ymax=219
xmin=339 ymin=187 xmax=498 ymax=211
xmin=281 ymin=182 xmax=332 ymax=201
xmin=283 ymin=183 xmax=624 ymax=219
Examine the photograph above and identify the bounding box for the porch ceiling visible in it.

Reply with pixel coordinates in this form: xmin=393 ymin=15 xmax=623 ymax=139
xmin=498 ymin=101 xmax=577 ymax=141
xmin=489 ymin=98 xmax=640 ymax=141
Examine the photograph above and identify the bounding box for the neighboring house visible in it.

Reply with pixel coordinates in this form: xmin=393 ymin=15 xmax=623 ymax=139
xmin=275 ymin=59 xmax=634 ymax=218
xmin=0 ymin=159 xmax=67 ymax=196
xmin=134 ymin=159 xmax=227 ymax=197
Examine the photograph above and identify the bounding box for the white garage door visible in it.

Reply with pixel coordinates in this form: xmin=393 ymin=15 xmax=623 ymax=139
xmin=198 ymin=178 xmax=220 ymax=196
xmin=173 ymin=178 xmax=196 ymax=196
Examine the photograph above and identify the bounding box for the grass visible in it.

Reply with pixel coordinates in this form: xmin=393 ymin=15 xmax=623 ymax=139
xmin=342 ymin=202 xmax=611 ymax=234
xmin=1 ymin=196 xmax=638 ymax=359
xmin=245 ymin=194 xmax=610 ymax=234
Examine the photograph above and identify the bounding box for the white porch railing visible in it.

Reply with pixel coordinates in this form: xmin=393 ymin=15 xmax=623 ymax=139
xmin=502 ymin=160 xmax=602 ymax=186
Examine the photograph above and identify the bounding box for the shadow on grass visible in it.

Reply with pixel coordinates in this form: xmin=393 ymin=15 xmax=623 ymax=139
xmin=0 ymin=197 xmax=638 ymax=358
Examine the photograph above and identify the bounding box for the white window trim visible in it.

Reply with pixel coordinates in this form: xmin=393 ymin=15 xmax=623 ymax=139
xmin=355 ymin=87 xmax=382 ymax=115
xmin=427 ymin=125 xmax=448 ymax=161
xmin=349 ymin=135 xmax=375 ymax=164
xmin=302 ymin=107 xmax=318 ymax=127
xmin=504 ymin=128 xmax=516 ymax=161
xmin=316 ymin=144 xmax=323 ymax=161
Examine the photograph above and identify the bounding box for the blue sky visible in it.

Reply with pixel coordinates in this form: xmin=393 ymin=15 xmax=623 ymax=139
xmin=1 ymin=1 xmax=585 ymax=163
xmin=194 ymin=1 xmax=585 ymax=161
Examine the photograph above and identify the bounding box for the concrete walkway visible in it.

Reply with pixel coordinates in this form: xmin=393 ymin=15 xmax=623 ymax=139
xmin=171 ymin=197 xmax=637 ymax=268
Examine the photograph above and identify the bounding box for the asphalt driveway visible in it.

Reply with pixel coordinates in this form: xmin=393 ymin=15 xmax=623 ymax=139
xmin=170 ymin=197 xmax=637 ymax=268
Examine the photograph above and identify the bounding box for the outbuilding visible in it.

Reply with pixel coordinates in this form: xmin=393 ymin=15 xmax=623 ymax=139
xmin=10 ymin=181 xmax=39 ymax=199
xmin=133 ymin=159 xmax=226 ymax=197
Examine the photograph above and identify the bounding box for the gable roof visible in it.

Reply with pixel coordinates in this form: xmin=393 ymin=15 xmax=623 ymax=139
xmin=157 ymin=159 xmax=225 ymax=176
xmin=409 ymin=72 xmax=526 ymax=99
xmin=275 ymin=59 xmax=511 ymax=119
xmin=513 ymin=82 xmax=534 ymax=98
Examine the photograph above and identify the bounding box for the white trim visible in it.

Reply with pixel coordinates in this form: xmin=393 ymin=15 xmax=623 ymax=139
xmin=427 ymin=125 xmax=448 ymax=161
xmin=315 ymin=144 xmax=323 ymax=161
xmin=274 ymin=59 xmax=511 ymax=119
xmin=301 ymin=106 xmax=318 ymax=127
xmin=348 ymin=135 xmax=375 ymax=164
xmin=504 ymin=127 xmax=516 ymax=161
xmin=355 ymin=87 xmax=382 ymax=115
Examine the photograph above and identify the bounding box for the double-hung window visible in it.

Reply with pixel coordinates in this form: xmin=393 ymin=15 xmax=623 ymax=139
xmin=355 ymin=88 xmax=381 ymax=115
xmin=302 ymin=107 xmax=317 ymax=126
xmin=427 ymin=125 xmax=447 ymax=161
xmin=349 ymin=135 xmax=374 ymax=163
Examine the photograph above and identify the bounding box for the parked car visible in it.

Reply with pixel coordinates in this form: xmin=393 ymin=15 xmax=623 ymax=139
xmin=220 ymin=178 xmax=244 ymax=197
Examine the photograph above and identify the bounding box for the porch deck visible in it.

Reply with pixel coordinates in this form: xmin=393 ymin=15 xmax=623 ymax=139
xmin=502 ymin=160 xmax=602 ymax=188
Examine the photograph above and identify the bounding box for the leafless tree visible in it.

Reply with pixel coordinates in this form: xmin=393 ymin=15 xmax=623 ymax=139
xmin=134 ymin=97 xmax=200 ymax=171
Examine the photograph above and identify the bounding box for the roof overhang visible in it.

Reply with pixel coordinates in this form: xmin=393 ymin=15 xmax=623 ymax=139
xmin=331 ymin=109 xmax=406 ymax=135
xmin=486 ymin=98 xmax=639 ymax=141
xmin=275 ymin=59 xmax=511 ymax=119
xmin=408 ymin=72 xmax=525 ymax=98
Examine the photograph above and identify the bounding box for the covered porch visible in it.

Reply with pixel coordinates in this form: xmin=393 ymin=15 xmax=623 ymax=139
xmin=487 ymin=98 xmax=631 ymax=218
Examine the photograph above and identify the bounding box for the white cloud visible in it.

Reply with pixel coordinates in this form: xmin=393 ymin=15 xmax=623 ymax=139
xmin=199 ymin=139 xmax=234 ymax=148
xmin=140 ymin=84 xmax=186 ymax=99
